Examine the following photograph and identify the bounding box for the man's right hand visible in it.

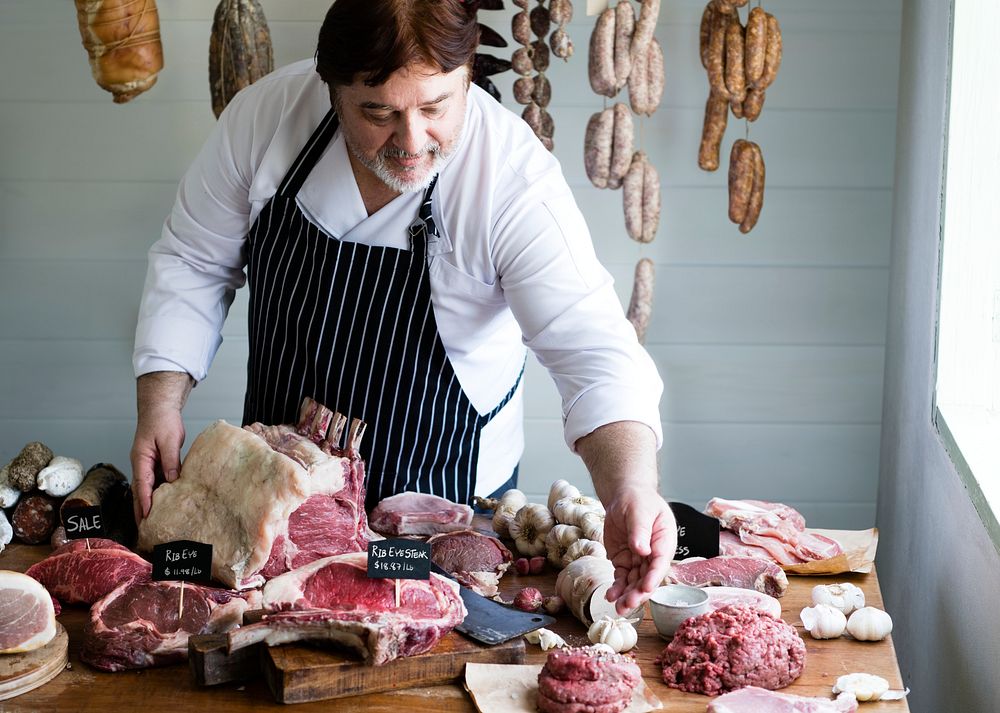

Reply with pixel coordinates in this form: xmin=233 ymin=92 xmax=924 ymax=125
xmin=131 ymin=371 xmax=195 ymax=524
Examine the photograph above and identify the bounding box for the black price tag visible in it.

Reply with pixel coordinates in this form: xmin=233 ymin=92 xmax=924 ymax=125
xmin=62 ymin=506 xmax=105 ymax=540
xmin=669 ymin=501 xmax=721 ymax=560
xmin=367 ymin=539 xmax=431 ymax=580
xmin=152 ymin=540 xmax=213 ymax=583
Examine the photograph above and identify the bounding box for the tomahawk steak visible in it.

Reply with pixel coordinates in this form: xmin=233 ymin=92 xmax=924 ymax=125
xmin=81 ymin=580 xmax=260 ymax=671
xmin=370 ymin=491 xmax=474 ymax=536
xmin=137 ymin=398 xmax=372 ymax=589
xmin=228 ymin=552 xmax=466 ymax=665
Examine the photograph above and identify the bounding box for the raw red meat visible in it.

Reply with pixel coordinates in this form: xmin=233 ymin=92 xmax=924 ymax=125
xmin=428 ymin=529 xmax=512 ymax=597
xmin=0 ymin=571 xmax=57 ymax=653
xmin=669 ymin=556 xmax=788 ymax=597
xmin=536 ymin=646 xmax=641 ymax=713
xmin=26 ymin=545 xmax=152 ymax=605
xmin=370 ymin=491 xmax=474 ymax=536
xmin=659 ymin=604 xmax=806 ymax=696
xmin=50 ymin=538 xmax=130 ymax=556
xmin=137 ymin=398 xmax=372 ymax=589
xmin=228 ymin=552 xmax=466 ymax=665
xmin=707 ymin=686 xmax=859 ymax=712
xmin=704 ymin=586 xmax=782 ymax=618
xmin=706 ymin=498 xmax=843 ymax=565
xmin=81 ymin=580 xmax=260 ymax=671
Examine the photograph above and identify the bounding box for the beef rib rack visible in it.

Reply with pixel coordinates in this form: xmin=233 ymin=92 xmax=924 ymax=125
xmin=137 ymin=398 xmax=372 ymax=589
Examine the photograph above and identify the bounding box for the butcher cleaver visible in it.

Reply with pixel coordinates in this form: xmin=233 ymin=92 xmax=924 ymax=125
xmin=431 ymin=563 xmax=555 ymax=645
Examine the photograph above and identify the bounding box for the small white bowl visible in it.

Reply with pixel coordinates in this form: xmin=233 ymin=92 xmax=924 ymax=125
xmin=649 ymin=584 xmax=710 ymax=639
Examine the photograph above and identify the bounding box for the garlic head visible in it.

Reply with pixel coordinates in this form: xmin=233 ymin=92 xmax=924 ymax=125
xmin=562 ymin=538 xmax=607 ymax=568
xmin=508 ymin=503 xmax=555 ymax=556
xmin=552 ymin=495 xmax=605 ymax=526
xmin=492 ymin=489 xmax=528 ymax=538
xmin=811 ymin=582 xmax=865 ymax=616
xmin=800 ymin=604 xmax=847 ymax=639
xmin=587 ymin=615 xmax=638 ymax=653
xmin=579 ymin=510 xmax=605 ymax=544
xmin=547 ymin=479 xmax=581 ymax=512
xmin=546 ymin=524 xmax=584 ymax=568
xmin=833 ymin=673 xmax=890 ymax=701
xmin=846 ymin=607 xmax=893 ymax=642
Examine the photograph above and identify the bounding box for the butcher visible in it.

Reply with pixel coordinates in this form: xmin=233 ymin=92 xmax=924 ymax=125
xmin=130 ymin=0 xmax=674 ymax=613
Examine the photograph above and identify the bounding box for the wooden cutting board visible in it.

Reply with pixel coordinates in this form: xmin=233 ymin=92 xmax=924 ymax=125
xmin=0 ymin=622 xmax=68 ymax=701
xmin=265 ymin=631 xmax=525 ymax=704
xmin=190 ymin=629 xmax=525 ymax=704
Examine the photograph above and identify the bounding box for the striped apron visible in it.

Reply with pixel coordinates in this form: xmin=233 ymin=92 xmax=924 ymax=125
xmin=242 ymin=110 xmax=521 ymax=510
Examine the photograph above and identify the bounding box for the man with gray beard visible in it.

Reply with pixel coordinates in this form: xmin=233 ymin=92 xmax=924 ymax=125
xmin=131 ymin=0 xmax=674 ymax=614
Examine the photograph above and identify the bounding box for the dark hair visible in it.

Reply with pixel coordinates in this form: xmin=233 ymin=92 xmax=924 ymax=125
xmin=315 ymin=0 xmax=480 ymax=87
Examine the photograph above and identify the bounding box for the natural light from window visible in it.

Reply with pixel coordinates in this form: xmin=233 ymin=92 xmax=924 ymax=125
xmin=935 ymin=0 xmax=1000 ymax=531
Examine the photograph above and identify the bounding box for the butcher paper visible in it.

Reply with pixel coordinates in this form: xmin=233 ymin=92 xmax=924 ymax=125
xmin=464 ymin=662 xmax=663 ymax=713
xmin=781 ymin=528 xmax=879 ymax=575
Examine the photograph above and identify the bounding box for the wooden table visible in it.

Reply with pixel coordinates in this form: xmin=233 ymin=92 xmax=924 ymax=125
xmin=0 ymin=543 xmax=909 ymax=711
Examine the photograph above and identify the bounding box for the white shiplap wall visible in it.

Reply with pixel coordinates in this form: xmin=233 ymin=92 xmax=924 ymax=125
xmin=0 ymin=0 xmax=900 ymax=529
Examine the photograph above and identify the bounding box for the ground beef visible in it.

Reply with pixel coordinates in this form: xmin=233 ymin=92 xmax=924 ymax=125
xmin=658 ymin=604 xmax=805 ymax=696
xmin=537 ymin=646 xmax=641 ymax=713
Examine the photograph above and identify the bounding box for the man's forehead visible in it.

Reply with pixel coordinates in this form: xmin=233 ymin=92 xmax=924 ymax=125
xmin=340 ymin=63 xmax=467 ymax=105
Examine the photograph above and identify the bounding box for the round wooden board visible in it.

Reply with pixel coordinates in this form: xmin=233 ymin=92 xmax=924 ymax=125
xmin=0 ymin=622 xmax=69 ymax=701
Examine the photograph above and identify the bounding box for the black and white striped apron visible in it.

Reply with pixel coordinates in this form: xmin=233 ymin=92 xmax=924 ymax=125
xmin=242 ymin=109 xmax=521 ymax=510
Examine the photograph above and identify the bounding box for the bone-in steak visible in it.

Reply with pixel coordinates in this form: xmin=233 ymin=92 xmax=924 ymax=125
xmin=228 ymin=552 xmax=466 ymax=665
xmin=137 ymin=398 xmax=372 ymax=589
xmin=668 ymin=556 xmax=788 ymax=597
xmin=428 ymin=529 xmax=512 ymax=597
xmin=370 ymin=491 xmax=474 ymax=536
xmin=81 ymin=580 xmax=260 ymax=671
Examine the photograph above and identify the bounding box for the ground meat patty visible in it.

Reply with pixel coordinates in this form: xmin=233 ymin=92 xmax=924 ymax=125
xmin=537 ymin=647 xmax=641 ymax=713
xmin=658 ymin=604 xmax=805 ymax=696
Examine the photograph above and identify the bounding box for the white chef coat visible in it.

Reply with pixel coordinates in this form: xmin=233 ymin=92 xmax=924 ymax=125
xmin=133 ymin=58 xmax=663 ymax=495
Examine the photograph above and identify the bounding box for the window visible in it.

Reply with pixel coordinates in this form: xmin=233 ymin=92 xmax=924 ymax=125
xmin=934 ymin=0 xmax=1000 ymax=536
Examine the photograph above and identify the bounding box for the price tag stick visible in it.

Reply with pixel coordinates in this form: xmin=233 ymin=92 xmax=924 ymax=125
xmin=395 ymin=579 xmax=400 ymax=608
xmin=86 ymin=538 xmax=91 ymax=551
xmin=179 ymin=580 xmax=185 ymax=619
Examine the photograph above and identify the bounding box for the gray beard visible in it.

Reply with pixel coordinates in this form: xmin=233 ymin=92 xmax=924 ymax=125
xmin=348 ymin=140 xmax=448 ymax=194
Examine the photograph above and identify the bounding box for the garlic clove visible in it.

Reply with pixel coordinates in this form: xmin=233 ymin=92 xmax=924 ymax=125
xmin=833 ymin=673 xmax=890 ymax=701
xmin=524 ymin=627 xmax=567 ymax=651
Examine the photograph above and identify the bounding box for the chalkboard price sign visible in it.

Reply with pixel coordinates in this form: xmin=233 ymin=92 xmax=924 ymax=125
xmin=367 ymin=539 xmax=431 ymax=580
xmin=62 ymin=506 xmax=105 ymax=540
xmin=152 ymin=540 xmax=213 ymax=583
xmin=668 ymin=501 xmax=721 ymax=560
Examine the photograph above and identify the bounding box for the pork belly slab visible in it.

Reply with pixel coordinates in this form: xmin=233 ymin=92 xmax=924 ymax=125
xmin=369 ymin=491 xmax=474 ymax=536
xmin=706 ymin=498 xmax=843 ymax=565
xmin=137 ymin=398 xmax=371 ymax=589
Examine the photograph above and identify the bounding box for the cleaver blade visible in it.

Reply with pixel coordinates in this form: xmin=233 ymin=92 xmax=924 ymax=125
xmin=431 ymin=563 xmax=555 ymax=645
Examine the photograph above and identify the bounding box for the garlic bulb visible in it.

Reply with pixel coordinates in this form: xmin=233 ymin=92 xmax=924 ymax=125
xmin=508 ymin=503 xmax=555 ymax=556
xmin=562 ymin=538 xmax=607 ymax=568
xmin=800 ymin=604 xmax=847 ymax=639
xmin=811 ymin=582 xmax=865 ymax=616
xmin=833 ymin=673 xmax=890 ymax=701
xmin=552 ymin=495 xmax=605 ymax=527
xmin=492 ymin=489 xmax=528 ymax=538
xmin=587 ymin=615 xmax=639 ymax=653
xmin=579 ymin=510 xmax=605 ymax=544
xmin=548 ymin=479 xmax=580 ymax=512
xmin=546 ymin=524 xmax=583 ymax=568
xmin=846 ymin=607 xmax=893 ymax=642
